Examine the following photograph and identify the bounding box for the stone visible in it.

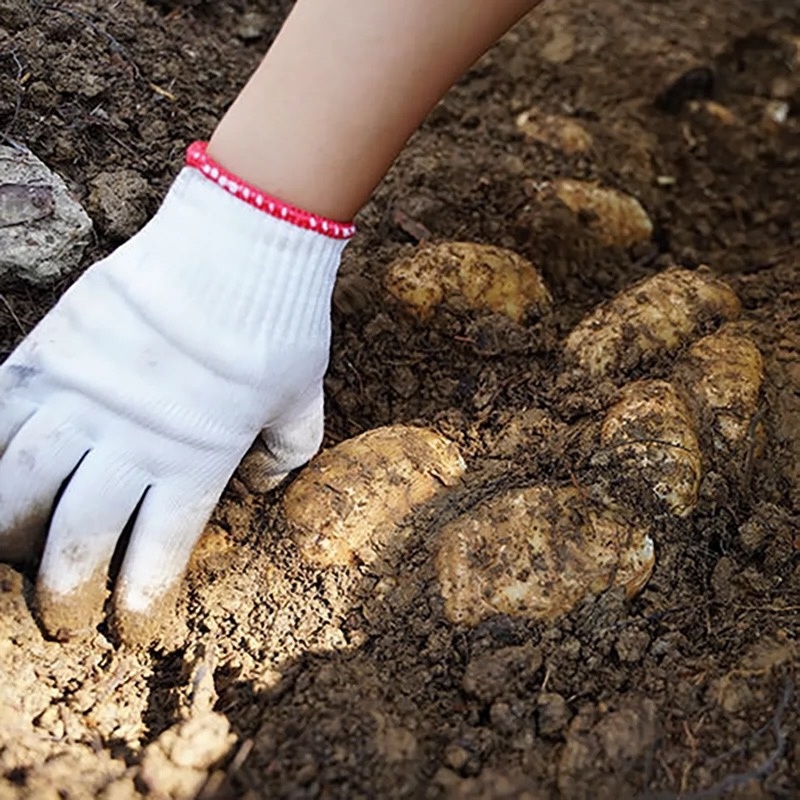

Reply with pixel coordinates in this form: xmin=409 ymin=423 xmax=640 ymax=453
xmin=237 ymin=11 xmax=267 ymax=42
xmin=0 ymin=146 xmax=92 ymax=284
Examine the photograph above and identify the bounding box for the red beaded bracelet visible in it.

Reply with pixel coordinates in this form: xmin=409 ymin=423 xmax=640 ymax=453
xmin=186 ymin=141 xmax=356 ymax=240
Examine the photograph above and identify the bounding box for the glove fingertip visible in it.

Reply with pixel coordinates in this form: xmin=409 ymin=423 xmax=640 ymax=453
xmin=36 ymin=576 xmax=107 ymax=642
xmin=112 ymin=583 xmax=186 ymax=649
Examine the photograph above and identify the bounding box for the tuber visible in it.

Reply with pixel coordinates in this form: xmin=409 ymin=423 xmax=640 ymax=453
xmin=385 ymin=242 xmax=551 ymax=323
xmin=564 ymin=268 xmax=741 ymax=379
xmin=436 ymin=486 xmax=654 ymax=625
xmin=598 ymin=380 xmax=702 ymax=516
xmin=285 ymin=425 xmax=465 ymax=568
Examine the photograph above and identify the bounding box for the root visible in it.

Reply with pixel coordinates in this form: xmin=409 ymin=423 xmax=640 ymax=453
xmin=641 ymin=674 xmax=794 ymax=799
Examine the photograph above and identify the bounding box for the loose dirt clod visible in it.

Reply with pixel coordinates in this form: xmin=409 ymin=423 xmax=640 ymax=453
xmin=596 ymin=379 xmax=702 ymax=516
xmin=436 ymin=486 xmax=654 ymax=625
xmin=138 ymin=712 xmax=236 ymax=800
xmin=384 ymin=241 xmax=552 ymax=323
xmin=285 ymin=425 xmax=465 ymax=567
xmin=88 ymin=169 xmax=150 ymax=240
xmin=564 ymin=268 xmax=742 ymax=379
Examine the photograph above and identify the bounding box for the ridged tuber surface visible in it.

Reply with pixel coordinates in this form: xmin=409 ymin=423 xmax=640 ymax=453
xmin=436 ymin=486 xmax=654 ymax=625
xmin=598 ymin=380 xmax=702 ymax=516
xmin=564 ymin=268 xmax=742 ymax=379
xmin=673 ymin=326 xmax=764 ymax=457
xmin=285 ymin=425 xmax=465 ymax=567
xmin=384 ymin=242 xmax=552 ymax=323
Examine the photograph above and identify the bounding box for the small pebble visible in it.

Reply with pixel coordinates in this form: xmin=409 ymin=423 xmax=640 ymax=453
xmin=443 ymin=743 xmax=470 ymax=772
xmin=237 ymin=11 xmax=267 ymax=42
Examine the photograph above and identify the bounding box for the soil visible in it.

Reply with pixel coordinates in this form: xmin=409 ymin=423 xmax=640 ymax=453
xmin=1 ymin=0 xmax=799 ymax=798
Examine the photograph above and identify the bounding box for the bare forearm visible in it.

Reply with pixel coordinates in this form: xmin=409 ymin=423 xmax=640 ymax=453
xmin=209 ymin=0 xmax=540 ymax=220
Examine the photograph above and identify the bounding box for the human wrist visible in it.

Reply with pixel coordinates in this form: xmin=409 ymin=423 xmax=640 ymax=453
xmin=186 ymin=141 xmax=356 ymax=239
xmin=207 ymin=116 xmax=364 ymax=221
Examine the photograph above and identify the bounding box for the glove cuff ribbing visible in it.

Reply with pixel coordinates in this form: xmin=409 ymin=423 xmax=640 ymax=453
xmin=186 ymin=141 xmax=356 ymax=240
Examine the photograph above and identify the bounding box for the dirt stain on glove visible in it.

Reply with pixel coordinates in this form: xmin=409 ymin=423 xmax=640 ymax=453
xmin=36 ymin=567 xmax=109 ymax=642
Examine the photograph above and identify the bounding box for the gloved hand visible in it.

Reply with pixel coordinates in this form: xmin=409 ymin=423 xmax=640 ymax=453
xmin=0 ymin=142 xmax=354 ymax=643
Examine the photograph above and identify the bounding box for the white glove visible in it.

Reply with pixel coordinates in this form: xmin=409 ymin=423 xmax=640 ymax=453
xmin=0 ymin=142 xmax=353 ymax=642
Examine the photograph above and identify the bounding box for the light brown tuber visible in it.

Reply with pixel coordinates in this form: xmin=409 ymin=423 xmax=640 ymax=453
xmin=436 ymin=486 xmax=654 ymax=625
xmin=384 ymin=242 xmax=551 ymax=323
xmin=564 ymin=268 xmax=742 ymax=379
xmin=285 ymin=425 xmax=465 ymax=568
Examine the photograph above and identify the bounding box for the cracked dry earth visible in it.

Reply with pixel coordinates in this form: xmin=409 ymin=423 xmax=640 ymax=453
xmin=0 ymin=0 xmax=799 ymax=798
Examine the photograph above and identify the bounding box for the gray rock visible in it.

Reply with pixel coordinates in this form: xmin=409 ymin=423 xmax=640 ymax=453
xmin=0 ymin=146 xmax=92 ymax=284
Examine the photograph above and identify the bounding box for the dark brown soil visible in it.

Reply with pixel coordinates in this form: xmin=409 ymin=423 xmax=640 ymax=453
xmin=1 ymin=0 xmax=798 ymax=798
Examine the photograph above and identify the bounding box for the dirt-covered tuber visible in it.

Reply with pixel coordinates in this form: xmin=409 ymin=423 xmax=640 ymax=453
xmin=550 ymin=179 xmax=652 ymax=247
xmin=436 ymin=486 xmax=654 ymax=625
xmin=564 ymin=268 xmax=742 ymax=379
xmin=285 ymin=425 xmax=465 ymax=568
xmin=597 ymin=380 xmax=702 ymax=516
xmin=384 ymin=242 xmax=551 ymax=323
xmin=515 ymin=109 xmax=593 ymax=154
xmin=673 ymin=326 xmax=764 ymax=457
